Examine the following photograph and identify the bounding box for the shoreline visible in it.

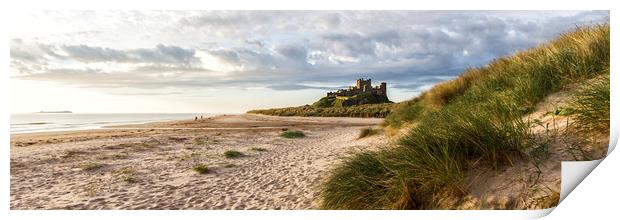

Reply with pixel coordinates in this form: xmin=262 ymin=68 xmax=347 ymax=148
xmin=10 ymin=114 xmax=387 ymax=209
xmin=11 ymin=113 xmax=385 ymax=135
xmin=10 ymin=113 xmax=216 ymax=135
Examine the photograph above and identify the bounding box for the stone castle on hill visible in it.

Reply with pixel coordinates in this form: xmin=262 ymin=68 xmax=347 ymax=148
xmin=327 ymin=78 xmax=387 ymax=98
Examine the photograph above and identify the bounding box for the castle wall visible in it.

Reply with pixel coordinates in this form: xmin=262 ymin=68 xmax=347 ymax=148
xmin=327 ymin=78 xmax=387 ymax=97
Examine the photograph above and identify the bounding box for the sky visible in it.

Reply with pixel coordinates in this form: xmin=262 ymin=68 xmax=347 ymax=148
xmin=9 ymin=10 xmax=609 ymax=113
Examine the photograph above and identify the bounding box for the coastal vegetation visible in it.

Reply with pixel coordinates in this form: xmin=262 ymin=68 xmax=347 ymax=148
xmin=248 ymin=103 xmax=394 ymax=118
xmin=224 ymin=150 xmax=244 ymax=158
xmin=313 ymin=93 xmax=392 ymax=108
xmin=358 ymin=127 xmax=380 ymax=139
xmin=248 ymin=83 xmax=394 ymax=118
xmin=192 ymin=164 xmax=210 ymax=174
xmin=280 ymin=130 xmax=306 ymax=138
xmin=567 ymin=75 xmax=610 ymax=134
xmin=79 ymin=162 xmax=104 ymax=171
xmin=321 ymin=24 xmax=610 ymax=209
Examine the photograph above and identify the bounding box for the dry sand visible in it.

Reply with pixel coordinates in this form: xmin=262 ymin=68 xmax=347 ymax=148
xmin=10 ymin=114 xmax=388 ymax=210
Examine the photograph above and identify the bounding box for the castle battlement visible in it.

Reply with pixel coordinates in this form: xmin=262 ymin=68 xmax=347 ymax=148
xmin=327 ymin=78 xmax=387 ymax=98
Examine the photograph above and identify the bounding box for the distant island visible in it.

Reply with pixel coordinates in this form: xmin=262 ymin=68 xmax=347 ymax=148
xmin=38 ymin=111 xmax=72 ymax=113
xmin=249 ymin=78 xmax=394 ymax=118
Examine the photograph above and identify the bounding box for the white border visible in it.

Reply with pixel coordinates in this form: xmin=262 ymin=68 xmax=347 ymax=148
xmin=1 ymin=0 xmax=616 ymax=10
xmin=1 ymin=1 xmax=617 ymax=220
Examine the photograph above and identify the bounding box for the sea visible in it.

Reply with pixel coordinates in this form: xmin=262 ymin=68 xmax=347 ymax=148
xmin=10 ymin=113 xmax=213 ymax=134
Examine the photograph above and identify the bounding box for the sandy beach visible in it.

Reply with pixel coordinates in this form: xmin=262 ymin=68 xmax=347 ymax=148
xmin=10 ymin=114 xmax=388 ymax=210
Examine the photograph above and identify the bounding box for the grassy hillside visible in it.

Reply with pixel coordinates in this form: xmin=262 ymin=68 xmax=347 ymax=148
xmin=313 ymin=93 xmax=392 ymax=108
xmin=248 ymin=103 xmax=394 ymax=118
xmin=249 ymin=93 xmax=393 ymax=118
xmin=321 ymin=24 xmax=609 ymax=209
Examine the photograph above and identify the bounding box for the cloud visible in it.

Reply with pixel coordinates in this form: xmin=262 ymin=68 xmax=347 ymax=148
xmin=14 ymin=42 xmax=199 ymax=65
xmin=268 ymin=84 xmax=339 ymax=91
xmin=10 ymin=10 xmax=609 ymax=96
xmin=275 ymin=44 xmax=308 ymax=62
xmin=108 ymin=92 xmax=184 ymax=96
xmin=10 ymin=40 xmax=204 ymax=81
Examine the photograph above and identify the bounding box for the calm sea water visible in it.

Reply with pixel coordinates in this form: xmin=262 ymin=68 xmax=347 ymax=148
xmin=10 ymin=113 xmax=213 ymax=134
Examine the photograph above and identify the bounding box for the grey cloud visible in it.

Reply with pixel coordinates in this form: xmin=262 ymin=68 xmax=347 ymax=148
xmin=268 ymin=84 xmax=339 ymax=91
xmin=61 ymin=45 xmax=130 ymax=62
xmin=207 ymin=48 xmax=279 ymax=70
xmin=314 ymin=29 xmax=401 ymax=63
xmin=180 ymin=12 xmax=261 ymax=28
xmin=322 ymin=13 xmax=341 ymax=29
xmin=245 ymin=39 xmax=265 ymax=47
xmin=10 ymin=40 xmax=63 ymax=63
xmin=11 ymin=41 xmax=203 ymax=78
xmin=370 ymin=30 xmax=401 ymax=47
xmin=178 ymin=11 xmax=275 ymax=35
xmin=10 ymin=11 xmax=609 ymax=96
xmin=207 ymin=49 xmax=241 ymax=64
xmin=61 ymin=44 xmax=198 ymax=65
xmin=321 ymin=33 xmax=377 ymax=57
xmin=390 ymin=75 xmax=457 ymax=91
xmin=275 ymin=44 xmax=308 ymax=61
xmin=133 ymin=44 xmax=197 ymax=64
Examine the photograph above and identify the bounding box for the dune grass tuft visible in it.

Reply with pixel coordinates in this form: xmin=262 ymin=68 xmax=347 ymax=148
xmin=568 ymin=74 xmax=610 ymax=133
xmin=122 ymin=175 xmax=137 ymax=183
xmin=192 ymin=164 xmax=210 ymax=174
xmin=79 ymin=162 xmax=104 ymax=171
xmin=250 ymin=147 xmax=268 ymax=152
xmin=321 ymin=24 xmax=609 ymax=209
xmin=280 ymin=130 xmax=306 ymax=138
xmin=358 ymin=127 xmax=380 ymax=139
xmin=224 ymin=150 xmax=244 ymax=158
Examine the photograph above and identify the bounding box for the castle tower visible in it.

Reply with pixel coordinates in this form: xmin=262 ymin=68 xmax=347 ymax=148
xmin=356 ymin=78 xmax=372 ymax=91
xmin=380 ymin=82 xmax=387 ymax=95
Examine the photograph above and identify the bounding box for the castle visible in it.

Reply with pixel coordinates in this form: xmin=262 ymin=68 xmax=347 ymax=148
xmin=327 ymin=78 xmax=387 ymax=98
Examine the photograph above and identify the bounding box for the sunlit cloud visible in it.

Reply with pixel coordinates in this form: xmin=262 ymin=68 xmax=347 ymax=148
xmin=9 ymin=10 xmax=609 ymax=112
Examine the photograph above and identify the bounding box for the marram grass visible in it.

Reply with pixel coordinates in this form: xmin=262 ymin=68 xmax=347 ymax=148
xmin=321 ymin=24 xmax=609 ymax=209
xmin=568 ymin=73 xmax=610 ymax=134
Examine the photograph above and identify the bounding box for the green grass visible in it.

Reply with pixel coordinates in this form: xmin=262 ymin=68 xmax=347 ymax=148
xmin=359 ymin=127 xmax=380 ymax=139
xmin=249 ymin=92 xmax=393 ymax=118
xmin=568 ymin=74 xmax=610 ymax=133
xmin=313 ymin=93 xmax=392 ymax=108
xmin=383 ymin=98 xmax=426 ymax=128
xmin=224 ymin=150 xmax=244 ymax=158
xmin=248 ymin=103 xmax=395 ymax=118
xmin=321 ymin=24 xmax=609 ymax=209
xmin=281 ymin=130 xmax=306 ymax=138
xmin=250 ymin=147 xmax=268 ymax=152
xmin=192 ymin=164 xmax=210 ymax=174
xmin=321 ymin=152 xmax=400 ymax=209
